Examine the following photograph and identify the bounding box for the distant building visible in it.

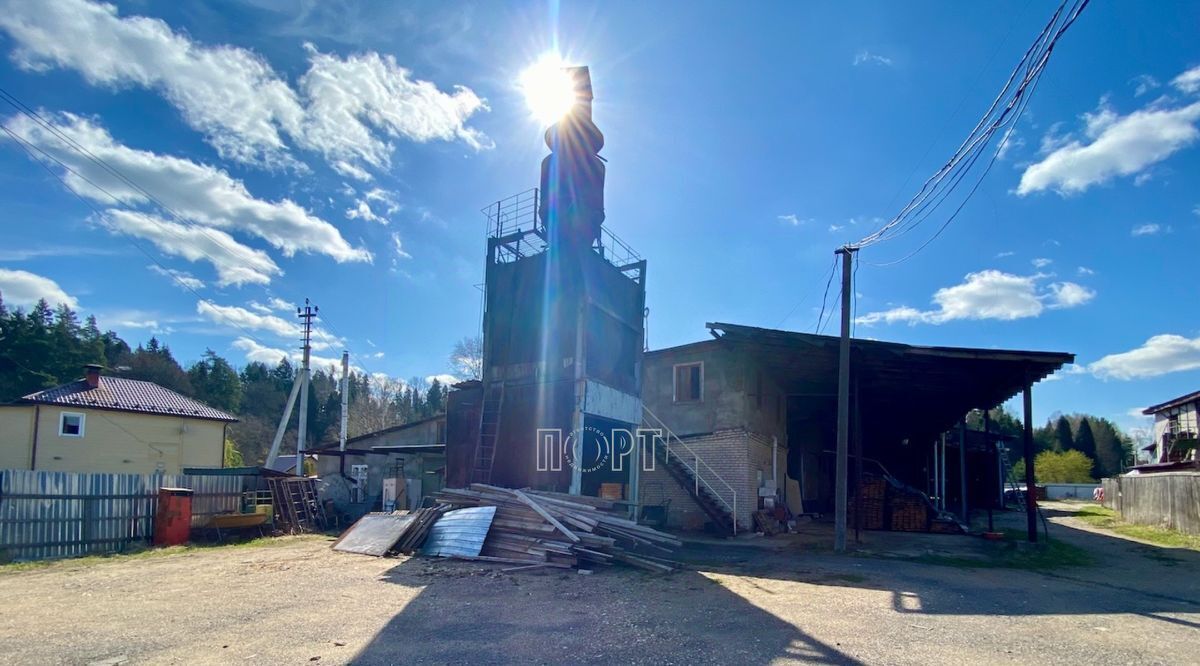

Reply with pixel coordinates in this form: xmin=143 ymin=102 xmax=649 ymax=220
xmin=0 ymin=364 xmax=236 ymax=474
xmin=1142 ymin=390 xmax=1199 ymax=464
xmin=314 ymin=414 xmax=446 ymax=518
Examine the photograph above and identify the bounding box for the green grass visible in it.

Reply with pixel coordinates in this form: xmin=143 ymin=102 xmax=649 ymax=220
xmin=0 ymin=533 xmax=334 ymax=573
xmin=906 ymin=531 xmax=1093 ymax=571
xmin=1074 ymin=505 xmax=1200 ymax=551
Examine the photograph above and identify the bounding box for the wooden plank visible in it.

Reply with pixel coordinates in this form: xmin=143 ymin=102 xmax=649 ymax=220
xmin=508 ymin=488 xmax=580 ymax=543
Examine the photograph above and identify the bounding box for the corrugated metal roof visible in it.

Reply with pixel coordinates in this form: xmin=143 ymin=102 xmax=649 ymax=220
xmin=21 ymin=376 xmax=237 ymax=422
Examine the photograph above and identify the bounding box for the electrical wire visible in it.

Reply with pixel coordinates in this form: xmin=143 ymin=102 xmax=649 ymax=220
xmin=811 ymin=256 xmax=839 ymax=334
xmin=847 ymin=0 xmax=1089 ymax=259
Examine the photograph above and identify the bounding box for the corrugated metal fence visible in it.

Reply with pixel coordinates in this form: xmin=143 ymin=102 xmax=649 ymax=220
xmin=1102 ymin=472 xmax=1200 ymax=535
xmin=0 ymin=469 xmax=246 ymax=562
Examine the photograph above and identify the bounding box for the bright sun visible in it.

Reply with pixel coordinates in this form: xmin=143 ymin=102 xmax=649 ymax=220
xmin=519 ymin=53 xmax=578 ymax=125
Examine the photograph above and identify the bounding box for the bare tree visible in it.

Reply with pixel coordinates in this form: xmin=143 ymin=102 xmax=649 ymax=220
xmin=449 ymin=335 xmax=483 ymax=380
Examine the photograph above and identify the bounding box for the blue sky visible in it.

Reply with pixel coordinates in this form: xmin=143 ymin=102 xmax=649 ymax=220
xmin=1 ymin=0 xmax=1198 ymax=440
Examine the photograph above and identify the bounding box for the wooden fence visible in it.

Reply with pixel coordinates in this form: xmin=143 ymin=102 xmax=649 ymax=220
xmin=0 ymin=469 xmax=248 ymax=562
xmin=1102 ymin=472 xmax=1200 ymax=535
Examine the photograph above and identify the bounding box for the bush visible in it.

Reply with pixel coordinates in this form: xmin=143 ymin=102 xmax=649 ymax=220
xmin=1034 ymin=450 xmax=1095 ymax=483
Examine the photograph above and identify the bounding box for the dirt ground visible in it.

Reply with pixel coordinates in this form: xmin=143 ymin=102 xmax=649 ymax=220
xmin=1 ymin=503 xmax=1198 ymax=665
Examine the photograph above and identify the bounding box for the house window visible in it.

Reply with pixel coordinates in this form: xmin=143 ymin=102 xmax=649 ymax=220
xmin=673 ymin=362 xmax=703 ymax=403
xmin=59 ymin=412 xmax=85 ymax=438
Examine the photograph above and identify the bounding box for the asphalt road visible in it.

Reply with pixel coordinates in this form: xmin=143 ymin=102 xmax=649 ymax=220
xmin=0 ymin=504 xmax=1196 ymax=665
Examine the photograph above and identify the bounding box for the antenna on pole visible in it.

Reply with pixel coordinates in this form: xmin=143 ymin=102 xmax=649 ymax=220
xmin=296 ymin=299 xmax=317 ymax=476
xmin=263 ymin=298 xmax=318 ymax=474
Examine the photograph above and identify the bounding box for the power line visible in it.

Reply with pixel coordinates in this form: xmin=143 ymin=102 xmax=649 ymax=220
xmin=848 ymin=0 xmax=1089 ymax=258
xmin=811 ymin=256 xmax=839 ymax=334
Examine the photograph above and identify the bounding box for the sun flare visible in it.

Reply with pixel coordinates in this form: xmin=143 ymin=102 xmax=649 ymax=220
xmin=519 ymin=53 xmax=578 ymax=125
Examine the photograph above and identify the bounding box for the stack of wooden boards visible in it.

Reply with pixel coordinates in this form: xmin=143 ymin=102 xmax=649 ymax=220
xmin=429 ymin=484 xmax=682 ymax=572
xmin=846 ymin=473 xmax=964 ymax=534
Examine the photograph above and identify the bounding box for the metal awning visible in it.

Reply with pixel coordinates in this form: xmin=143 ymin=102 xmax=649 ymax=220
xmin=707 ymin=322 xmax=1074 ymax=444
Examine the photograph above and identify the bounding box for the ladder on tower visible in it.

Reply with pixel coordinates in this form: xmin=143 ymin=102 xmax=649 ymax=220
xmin=470 ymin=384 xmax=505 ymax=484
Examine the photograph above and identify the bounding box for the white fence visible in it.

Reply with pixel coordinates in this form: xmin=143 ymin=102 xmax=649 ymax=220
xmin=0 ymin=469 xmax=247 ymax=562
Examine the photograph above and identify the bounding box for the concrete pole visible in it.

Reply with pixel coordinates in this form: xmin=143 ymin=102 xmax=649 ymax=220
xmin=833 ymin=247 xmax=854 ymax=552
xmin=297 ymin=345 xmax=310 ymax=476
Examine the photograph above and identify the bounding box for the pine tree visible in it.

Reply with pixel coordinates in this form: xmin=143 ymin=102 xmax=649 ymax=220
xmin=1074 ymin=418 xmax=1097 ymax=477
xmin=1054 ymin=416 xmax=1074 ymax=453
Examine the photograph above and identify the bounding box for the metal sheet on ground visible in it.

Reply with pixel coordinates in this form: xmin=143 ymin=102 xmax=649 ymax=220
xmin=332 ymin=513 xmax=416 ymax=557
xmin=423 ymin=506 xmax=497 ymax=558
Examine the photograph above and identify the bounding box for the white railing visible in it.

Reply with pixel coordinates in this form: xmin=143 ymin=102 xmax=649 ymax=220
xmin=642 ymin=405 xmax=738 ymax=534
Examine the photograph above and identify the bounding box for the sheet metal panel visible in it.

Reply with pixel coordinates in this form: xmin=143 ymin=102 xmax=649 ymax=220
xmin=422 ymin=506 xmax=496 ymax=558
xmin=332 ymin=513 xmax=416 ymax=557
xmin=0 ymin=469 xmax=246 ymax=561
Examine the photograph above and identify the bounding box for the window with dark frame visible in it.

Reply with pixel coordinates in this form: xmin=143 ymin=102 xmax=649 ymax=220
xmin=674 ymin=362 xmax=702 ymax=403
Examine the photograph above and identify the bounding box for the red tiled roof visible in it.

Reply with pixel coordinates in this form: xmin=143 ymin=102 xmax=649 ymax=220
xmin=22 ymin=376 xmax=237 ymax=422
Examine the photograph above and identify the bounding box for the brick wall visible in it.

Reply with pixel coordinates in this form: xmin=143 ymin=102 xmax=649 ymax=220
xmin=637 ymin=428 xmax=790 ymax=531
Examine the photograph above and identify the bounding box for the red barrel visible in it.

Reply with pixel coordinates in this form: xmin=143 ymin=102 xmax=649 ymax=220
xmin=153 ymin=487 xmax=193 ymax=546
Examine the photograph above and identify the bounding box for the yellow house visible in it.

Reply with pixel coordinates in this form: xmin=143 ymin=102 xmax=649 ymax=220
xmin=0 ymin=365 xmax=237 ymax=474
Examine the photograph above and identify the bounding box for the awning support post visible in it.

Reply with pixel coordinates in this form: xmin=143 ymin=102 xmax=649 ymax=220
xmin=959 ymin=417 xmax=968 ymax=523
xmin=1022 ymin=382 xmax=1038 ymax=542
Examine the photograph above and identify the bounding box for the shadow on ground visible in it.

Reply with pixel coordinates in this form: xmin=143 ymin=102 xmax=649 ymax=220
xmin=347 ymin=504 xmax=1200 ymax=664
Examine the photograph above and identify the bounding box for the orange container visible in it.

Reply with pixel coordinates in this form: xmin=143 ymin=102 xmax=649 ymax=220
xmin=153 ymin=487 xmax=193 ymax=546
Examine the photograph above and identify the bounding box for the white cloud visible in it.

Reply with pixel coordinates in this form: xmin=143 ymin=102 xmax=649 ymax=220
xmin=995 ymin=251 xmax=1015 ymax=258
xmin=331 ymin=160 xmax=373 ymax=182
xmin=1046 ymin=281 xmax=1096 ymax=309
xmin=853 ymin=51 xmax=893 ymax=67
xmin=196 ymin=300 xmax=299 ymax=338
xmin=4 ymin=112 xmax=371 ymax=264
xmin=103 ymin=210 xmax=281 ymax=287
xmin=426 ymin=373 xmax=458 ymax=386
xmin=1126 ymin=407 xmax=1152 ymax=420
xmin=1017 ymin=99 xmax=1200 ymax=195
xmin=232 ymin=336 xmax=357 ymax=373
xmin=0 ymin=268 xmax=77 ymax=308
xmin=855 ymin=270 xmax=1093 ymax=326
xmin=1132 ymin=74 xmax=1160 ymax=97
xmin=777 ymin=214 xmax=810 ymax=227
xmin=297 ymin=43 xmax=491 ymax=172
xmin=1172 ymin=65 xmax=1200 ymax=94
xmin=1031 ymin=257 xmax=1053 ymax=269
xmin=345 ymin=200 xmax=388 ymax=225
xmin=1130 ymin=223 xmax=1169 ymax=236
xmin=828 ymin=224 xmax=844 ymax=233
xmin=1077 ymin=266 xmax=1095 ymax=276
xmin=266 ymin=297 xmax=293 ymax=312
xmin=146 ymin=264 xmax=204 ymax=290
xmin=0 ymin=0 xmax=305 ymax=169
xmin=1090 ymin=334 xmax=1200 ymax=380
xmin=391 ymin=232 xmax=412 ymax=260
xmin=0 ymin=0 xmax=491 ymax=173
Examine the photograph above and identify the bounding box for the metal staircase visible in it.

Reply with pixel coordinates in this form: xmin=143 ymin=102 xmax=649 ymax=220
xmin=643 ymin=406 xmax=739 ymax=534
xmin=470 ymin=384 xmax=505 ymax=484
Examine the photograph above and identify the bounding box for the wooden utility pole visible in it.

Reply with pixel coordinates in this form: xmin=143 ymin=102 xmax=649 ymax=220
xmin=834 ymin=246 xmax=856 ymax=553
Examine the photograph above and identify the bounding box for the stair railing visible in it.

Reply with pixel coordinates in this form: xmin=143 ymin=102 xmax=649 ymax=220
xmin=643 ymin=405 xmax=738 ymax=534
